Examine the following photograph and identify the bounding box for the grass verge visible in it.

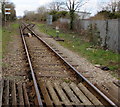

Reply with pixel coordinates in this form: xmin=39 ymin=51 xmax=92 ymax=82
xmin=0 ymin=27 xmax=2 ymax=40
xmin=2 ymin=22 xmax=19 ymax=56
xmin=37 ymin=23 xmax=119 ymax=72
xmin=0 ymin=27 xmax=2 ymax=59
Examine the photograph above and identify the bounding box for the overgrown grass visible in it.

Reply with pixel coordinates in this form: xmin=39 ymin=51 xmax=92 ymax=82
xmin=0 ymin=27 xmax=2 ymax=59
xmin=2 ymin=22 xmax=19 ymax=55
xmin=0 ymin=27 xmax=2 ymax=40
xmin=37 ymin=23 xmax=119 ymax=71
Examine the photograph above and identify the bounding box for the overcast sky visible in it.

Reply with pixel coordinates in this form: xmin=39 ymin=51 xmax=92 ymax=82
xmin=8 ymin=0 xmax=111 ymax=17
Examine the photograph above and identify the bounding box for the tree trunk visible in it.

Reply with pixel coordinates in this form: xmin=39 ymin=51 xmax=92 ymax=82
xmin=70 ymin=11 xmax=74 ymax=30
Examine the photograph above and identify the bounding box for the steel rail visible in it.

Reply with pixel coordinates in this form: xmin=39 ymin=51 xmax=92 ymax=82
xmin=23 ymin=23 xmax=117 ymax=107
xmin=19 ymin=26 xmax=43 ymax=107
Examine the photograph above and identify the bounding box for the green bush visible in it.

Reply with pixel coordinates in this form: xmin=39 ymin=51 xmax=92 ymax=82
xmin=57 ymin=11 xmax=68 ymax=17
xmin=49 ymin=10 xmax=68 ymax=21
xmin=97 ymin=10 xmax=120 ymax=19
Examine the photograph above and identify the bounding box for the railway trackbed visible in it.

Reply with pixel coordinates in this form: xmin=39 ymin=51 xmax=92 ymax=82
xmin=0 ymin=23 xmax=117 ymax=106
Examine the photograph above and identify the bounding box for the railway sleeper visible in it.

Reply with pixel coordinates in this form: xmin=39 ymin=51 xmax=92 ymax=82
xmin=1 ymin=79 xmax=31 ymax=106
xmin=38 ymin=80 xmax=104 ymax=106
xmin=0 ymin=78 xmax=113 ymax=106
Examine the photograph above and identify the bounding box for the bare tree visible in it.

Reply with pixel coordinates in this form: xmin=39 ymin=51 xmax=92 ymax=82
xmin=108 ymin=0 xmax=118 ymax=12
xmin=23 ymin=7 xmax=47 ymax=22
xmin=37 ymin=6 xmax=47 ymax=13
xmin=66 ymin=0 xmax=88 ymax=30
xmin=102 ymin=0 xmax=119 ymax=12
xmin=37 ymin=6 xmax=47 ymax=21
xmin=23 ymin=11 xmax=36 ymax=21
xmin=49 ymin=2 xmax=64 ymax=11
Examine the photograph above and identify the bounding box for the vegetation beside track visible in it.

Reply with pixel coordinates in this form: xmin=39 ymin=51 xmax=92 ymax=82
xmin=2 ymin=23 xmax=19 ymax=56
xmin=0 ymin=27 xmax=2 ymax=40
xmin=37 ymin=23 xmax=119 ymax=73
xmin=0 ymin=27 xmax=2 ymax=59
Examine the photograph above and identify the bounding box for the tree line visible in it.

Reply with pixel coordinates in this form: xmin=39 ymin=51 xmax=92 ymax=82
xmin=91 ymin=0 xmax=120 ymax=19
xmin=23 ymin=0 xmax=120 ymax=30
xmin=1 ymin=0 xmax=119 ymax=29
xmin=23 ymin=0 xmax=89 ymax=30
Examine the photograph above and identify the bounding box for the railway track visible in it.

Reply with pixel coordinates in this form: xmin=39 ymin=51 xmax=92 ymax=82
xmin=0 ymin=23 xmax=117 ymax=106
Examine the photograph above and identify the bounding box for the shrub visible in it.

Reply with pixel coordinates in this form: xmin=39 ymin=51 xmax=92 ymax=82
xmin=49 ymin=10 xmax=68 ymax=22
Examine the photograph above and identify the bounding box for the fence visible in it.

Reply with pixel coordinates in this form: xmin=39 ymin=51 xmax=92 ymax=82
xmin=59 ymin=18 xmax=120 ymax=53
xmin=80 ymin=19 xmax=119 ymax=53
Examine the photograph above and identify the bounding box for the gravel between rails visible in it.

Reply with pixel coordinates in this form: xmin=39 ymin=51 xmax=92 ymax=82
xmin=25 ymin=36 xmax=78 ymax=84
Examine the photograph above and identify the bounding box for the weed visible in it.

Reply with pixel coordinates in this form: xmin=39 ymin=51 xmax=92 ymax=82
xmin=2 ymin=22 xmax=19 ymax=55
xmin=62 ymin=79 xmax=71 ymax=83
xmin=0 ymin=27 xmax=2 ymax=59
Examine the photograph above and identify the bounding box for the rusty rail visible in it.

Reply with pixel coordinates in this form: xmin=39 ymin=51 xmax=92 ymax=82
xmin=19 ymin=26 xmax=43 ymax=106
